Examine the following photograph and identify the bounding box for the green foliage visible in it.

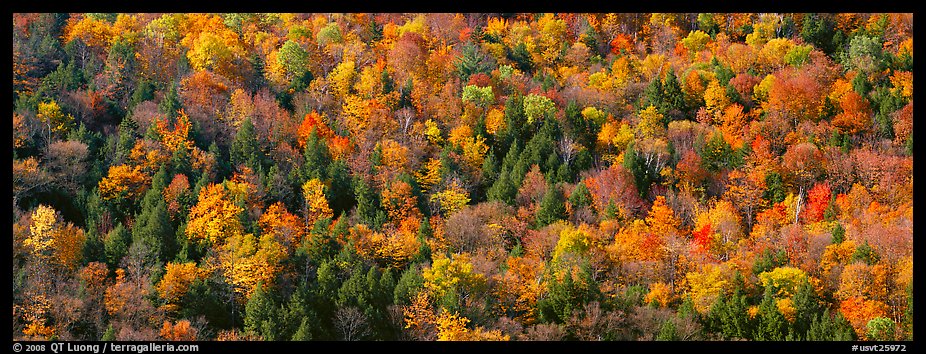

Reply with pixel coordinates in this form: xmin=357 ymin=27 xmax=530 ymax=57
xmin=656 ymin=319 xmax=678 ymax=341
xmin=230 ymin=118 xmax=262 ymax=172
xmin=523 ymin=93 xmax=556 ymax=125
xmin=763 ymin=171 xmax=787 ymax=204
xmin=865 ymin=317 xmax=895 ymax=341
xmin=752 ymin=248 xmax=788 ymax=276
xmin=455 ymin=42 xmax=493 ymax=82
xmin=851 ymin=241 xmax=880 ymax=265
xmin=104 ymin=223 xmax=131 ymax=268
xmin=461 ymin=84 xmax=494 ymax=107
xmin=831 ymin=223 xmax=846 ymax=244
xmin=538 ymin=263 xmax=600 ymax=324
xmin=244 ymin=283 xmax=279 ymax=340
xmin=806 ymin=309 xmax=856 ymax=341
xmin=535 ymin=183 xmax=566 ymax=227
xmin=507 ymin=41 xmax=533 ymax=73
xmin=101 ymin=324 xmax=116 ymax=341
xmin=623 ymin=144 xmax=654 ymax=198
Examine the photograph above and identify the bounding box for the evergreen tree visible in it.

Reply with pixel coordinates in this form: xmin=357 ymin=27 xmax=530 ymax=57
xmin=229 ymin=118 xmax=261 ymax=171
xmin=244 ymin=283 xmax=278 ymax=340
xmin=536 ymin=183 xmax=567 ymax=227
xmin=104 ymin=223 xmax=131 ymax=268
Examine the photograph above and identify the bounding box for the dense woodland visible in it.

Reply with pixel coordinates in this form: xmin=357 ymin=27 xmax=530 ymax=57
xmin=12 ymin=13 xmax=913 ymax=341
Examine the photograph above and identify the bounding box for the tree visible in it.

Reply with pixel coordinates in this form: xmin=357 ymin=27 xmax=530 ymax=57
xmin=155 ymin=262 xmax=198 ymax=312
xmin=535 ymin=183 xmax=567 ymax=227
xmin=132 ymin=184 xmax=175 ymax=263
xmin=523 ymin=93 xmax=555 ymax=125
xmin=302 ymin=178 xmax=333 ymax=232
xmin=186 ymin=183 xmax=243 ymax=245
xmin=97 ymin=164 xmax=148 ymax=210
xmin=229 ymin=118 xmax=262 ymax=171
xmin=430 ymin=179 xmax=471 ymax=216
xmin=244 ymin=283 xmax=277 ymax=340
xmin=37 ymin=100 xmax=75 ymax=146
xmin=45 ymin=140 xmax=89 ymax=195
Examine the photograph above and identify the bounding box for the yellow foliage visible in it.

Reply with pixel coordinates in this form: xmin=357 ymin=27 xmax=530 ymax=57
xmin=485 ymin=108 xmax=506 ymax=136
xmin=52 ymin=223 xmax=86 ymax=271
xmin=424 ymin=119 xmax=443 ymax=145
xmin=758 ymin=266 xmax=809 ymax=298
xmin=753 ymin=74 xmax=776 ymax=102
xmin=551 ymin=224 xmax=592 ymax=264
xmin=328 ymin=59 xmax=357 ymax=98
xmin=156 ymin=110 xmax=193 ymax=153
xmin=302 ymin=178 xmax=333 ymax=227
xmin=436 ymin=311 xmax=510 ymax=341
xmin=26 ymin=205 xmax=57 ymax=258
xmin=423 ymin=252 xmax=486 ymax=301
xmin=493 ymin=255 xmax=545 ymax=325
xmin=37 ymin=100 xmax=74 ymax=137
xmin=598 ymin=120 xmax=634 ymax=150
xmin=430 ymin=180 xmax=470 ymax=215
xmin=646 ymin=195 xmax=681 ymax=237
xmin=98 ymin=164 xmax=148 ymax=202
xmin=350 ymin=222 xmax=421 ymax=268
xmin=819 ymin=240 xmax=857 ymax=274
xmin=636 ymin=105 xmax=666 ymax=139
xmin=415 ymin=158 xmax=442 ymax=191
xmin=776 ymin=298 xmax=797 ymax=322
xmin=186 ymin=183 xmax=244 ymax=244
xmin=703 ymin=79 xmax=730 ymax=118
xmin=889 ymin=71 xmax=913 ymax=99
xmin=20 ymin=294 xmax=55 ymax=339
xmin=448 ymin=125 xmax=473 ymax=150
xmin=219 ymin=232 xmax=286 ymax=300
xmin=156 ymin=262 xmax=199 ymax=305
xmin=836 ymin=262 xmax=890 ymax=302
xmin=380 ymin=139 xmax=410 ymax=171
xmin=685 ymin=262 xmax=735 ymax=314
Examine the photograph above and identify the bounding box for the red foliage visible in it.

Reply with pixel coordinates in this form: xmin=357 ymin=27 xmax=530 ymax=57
xmin=692 ymin=222 xmax=712 ymax=253
xmin=802 ymin=182 xmax=831 ymax=223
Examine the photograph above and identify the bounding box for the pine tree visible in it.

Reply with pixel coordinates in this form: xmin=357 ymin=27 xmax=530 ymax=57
xmin=104 ymin=223 xmax=131 ymax=268
xmin=230 ymin=118 xmax=261 ymax=172
xmin=536 ymin=183 xmax=567 ymax=227
xmin=244 ymin=283 xmax=278 ymax=340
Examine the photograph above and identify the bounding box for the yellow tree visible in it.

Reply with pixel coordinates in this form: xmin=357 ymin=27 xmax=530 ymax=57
xmin=302 ymin=178 xmax=333 ymax=231
xmin=349 ymin=223 xmax=420 ymax=269
xmin=217 ymin=232 xmax=286 ymax=300
xmin=97 ymin=164 xmax=148 ymax=203
xmin=156 ymin=262 xmax=199 ymax=312
xmin=436 ymin=311 xmax=510 ymax=341
xmin=430 ymin=179 xmax=471 ymax=215
xmin=692 ymin=199 xmax=743 ymax=261
xmin=422 ymin=252 xmax=487 ymax=305
xmin=381 ymin=180 xmax=422 ymax=223
xmin=684 ymin=262 xmax=737 ymax=314
xmin=25 ymin=205 xmax=57 ymax=259
xmin=186 ymin=183 xmax=244 ymax=245
xmin=36 ymin=100 xmax=74 ymax=144
xmin=51 ymin=223 xmax=86 ymax=271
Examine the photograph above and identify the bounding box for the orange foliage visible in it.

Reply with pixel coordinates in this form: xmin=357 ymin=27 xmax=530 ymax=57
xmin=160 ymin=320 xmax=197 ymax=341
xmin=259 ymin=202 xmax=305 ymax=253
xmin=839 ymin=296 xmax=889 ymax=340
xmin=296 ymin=111 xmax=334 ymax=149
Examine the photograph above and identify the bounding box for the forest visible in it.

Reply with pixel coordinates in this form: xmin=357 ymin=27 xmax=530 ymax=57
xmin=11 ymin=13 xmax=913 ymax=342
